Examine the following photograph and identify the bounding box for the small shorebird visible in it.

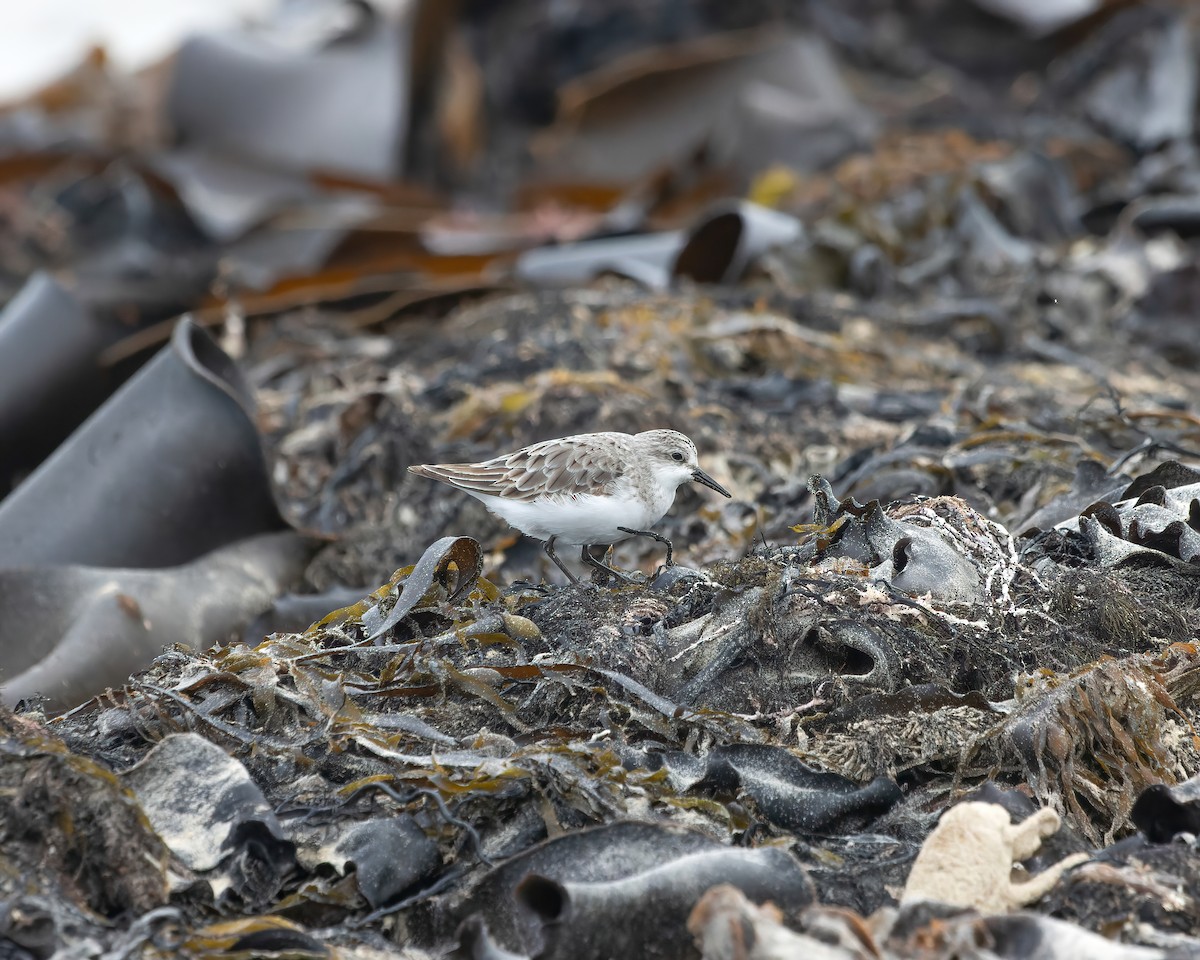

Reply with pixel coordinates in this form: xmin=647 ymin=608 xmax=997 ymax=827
xmin=408 ymin=429 xmax=731 ymax=582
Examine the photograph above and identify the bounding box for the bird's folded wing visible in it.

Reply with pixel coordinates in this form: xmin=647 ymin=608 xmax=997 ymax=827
xmin=411 ymin=436 xmax=624 ymax=502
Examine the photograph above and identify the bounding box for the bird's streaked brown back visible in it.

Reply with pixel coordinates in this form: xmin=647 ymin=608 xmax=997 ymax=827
xmin=408 ymin=433 xmax=630 ymax=503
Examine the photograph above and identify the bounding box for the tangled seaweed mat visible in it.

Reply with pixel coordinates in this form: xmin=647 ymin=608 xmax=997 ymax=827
xmin=4 ymin=467 xmax=1200 ymax=958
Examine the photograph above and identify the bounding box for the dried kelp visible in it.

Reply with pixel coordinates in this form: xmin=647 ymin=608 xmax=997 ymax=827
xmin=13 ymin=482 xmax=1191 ymax=953
xmin=0 ymin=706 xmax=171 ymax=918
xmin=981 ymin=657 xmax=1196 ymax=845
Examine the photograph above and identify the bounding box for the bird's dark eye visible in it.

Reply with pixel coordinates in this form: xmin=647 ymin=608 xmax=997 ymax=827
xmin=672 ymin=452 xmax=684 ymax=462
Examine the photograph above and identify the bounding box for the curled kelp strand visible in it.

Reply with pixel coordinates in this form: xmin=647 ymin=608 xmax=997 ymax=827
xmin=363 ymin=536 xmax=483 ymax=641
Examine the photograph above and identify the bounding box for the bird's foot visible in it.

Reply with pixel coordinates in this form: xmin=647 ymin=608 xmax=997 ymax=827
xmin=581 ymin=544 xmax=643 ymax=586
xmin=617 ymin=526 xmax=674 ymax=567
xmin=508 ymin=578 xmax=554 ymax=596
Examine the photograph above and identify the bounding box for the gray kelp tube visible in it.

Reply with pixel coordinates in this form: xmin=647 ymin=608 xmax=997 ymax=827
xmin=0 ymin=317 xmax=288 ymax=568
xmin=514 ymin=846 xmax=814 ymax=960
xmin=0 ymin=530 xmax=314 ymax=710
xmin=0 ymin=317 xmax=315 ymax=710
xmin=0 ymin=274 xmax=117 ymax=489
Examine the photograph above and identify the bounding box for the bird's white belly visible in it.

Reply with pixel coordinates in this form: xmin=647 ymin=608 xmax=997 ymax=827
xmin=472 ymin=491 xmax=665 ymax=545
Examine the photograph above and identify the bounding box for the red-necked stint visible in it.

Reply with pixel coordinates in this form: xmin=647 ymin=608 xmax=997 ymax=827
xmin=408 ymin=429 xmax=731 ymax=583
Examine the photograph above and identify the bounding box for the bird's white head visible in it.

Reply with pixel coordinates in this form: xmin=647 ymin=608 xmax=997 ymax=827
xmin=634 ymin=430 xmax=731 ymax=498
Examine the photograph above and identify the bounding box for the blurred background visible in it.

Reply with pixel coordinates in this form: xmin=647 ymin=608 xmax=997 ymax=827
xmin=0 ymin=0 xmax=276 ymax=100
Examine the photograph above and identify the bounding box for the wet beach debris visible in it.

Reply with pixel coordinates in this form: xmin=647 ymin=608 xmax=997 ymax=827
xmin=7 ymin=365 xmax=1200 ymax=951
xmin=686 ymin=882 xmax=1187 ymax=960
xmin=5 ymin=461 xmax=1197 ymax=954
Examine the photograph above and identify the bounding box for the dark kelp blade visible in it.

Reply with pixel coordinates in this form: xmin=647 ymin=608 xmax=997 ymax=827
xmin=0 ymin=531 xmax=314 ymax=710
xmin=363 ymin=536 xmax=483 ymax=641
xmin=0 ymin=318 xmax=288 ymax=569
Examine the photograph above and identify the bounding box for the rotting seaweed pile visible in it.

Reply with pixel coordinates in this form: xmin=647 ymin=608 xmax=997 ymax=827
xmin=5 ymin=468 xmax=1200 ymax=957
xmin=5 ymin=0 xmax=1200 ymax=957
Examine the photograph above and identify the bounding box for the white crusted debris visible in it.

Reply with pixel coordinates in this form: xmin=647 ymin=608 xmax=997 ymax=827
xmin=901 ymin=801 xmax=1089 ymax=913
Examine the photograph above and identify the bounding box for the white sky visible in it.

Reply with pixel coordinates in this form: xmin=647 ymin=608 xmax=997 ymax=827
xmin=0 ymin=0 xmax=277 ymax=100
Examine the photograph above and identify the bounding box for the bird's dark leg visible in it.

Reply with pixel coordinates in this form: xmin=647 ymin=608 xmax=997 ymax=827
xmin=580 ymin=544 xmax=639 ymax=584
xmin=617 ymin=526 xmax=674 ymax=566
xmin=543 ymin=536 xmax=579 ymax=584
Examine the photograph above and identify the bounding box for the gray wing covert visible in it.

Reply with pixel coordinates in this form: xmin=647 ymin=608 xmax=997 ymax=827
xmin=410 ymin=433 xmax=627 ymax=502
xmin=499 ymin=434 xmax=625 ymax=501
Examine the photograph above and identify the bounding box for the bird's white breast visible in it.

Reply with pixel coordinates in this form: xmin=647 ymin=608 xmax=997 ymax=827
xmin=470 ymin=483 xmax=674 ymax=545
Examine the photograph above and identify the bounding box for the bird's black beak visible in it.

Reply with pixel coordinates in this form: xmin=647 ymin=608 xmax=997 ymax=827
xmin=692 ymin=468 xmax=731 ymax=498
